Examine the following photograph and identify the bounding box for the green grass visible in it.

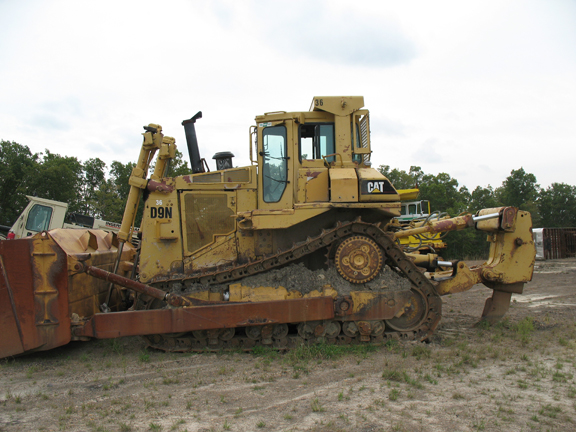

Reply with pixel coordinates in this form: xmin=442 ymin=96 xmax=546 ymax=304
xmin=411 ymin=345 xmax=431 ymax=360
xmin=539 ymin=404 xmax=561 ymax=418
xmin=514 ymin=317 xmax=535 ymax=345
xmin=382 ymin=369 xmax=404 ymax=382
xmin=286 ymin=341 xmax=378 ymax=366
xmin=252 ymin=345 xmax=279 ymax=359
xmin=311 ymin=398 xmax=324 ymax=412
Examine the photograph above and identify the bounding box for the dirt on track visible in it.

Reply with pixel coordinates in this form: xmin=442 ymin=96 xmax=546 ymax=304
xmin=1 ymin=259 xmax=576 ymax=432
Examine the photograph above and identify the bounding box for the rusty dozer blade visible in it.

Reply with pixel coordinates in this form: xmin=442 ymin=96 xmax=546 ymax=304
xmin=0 ymin=229 xmax=135 ymax=359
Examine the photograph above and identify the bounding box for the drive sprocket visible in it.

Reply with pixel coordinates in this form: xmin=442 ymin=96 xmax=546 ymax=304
xmin=335 ymin=235 xmax=384 ymax=283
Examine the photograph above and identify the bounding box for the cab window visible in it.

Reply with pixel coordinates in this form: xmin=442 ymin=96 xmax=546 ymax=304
xmin=25 ymin=204 xmax=53 ymax=232
xmin=299 ymin=124 xmax=335 ymax=162
xmin=262 ymin=126 xmax=287 ymax=203
xmin=352 ymin=123 xmax=362 ymax=163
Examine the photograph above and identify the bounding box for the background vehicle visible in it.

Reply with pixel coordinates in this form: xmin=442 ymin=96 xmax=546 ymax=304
xmin=393 ymin=196 xmax=448 ymax=253
xmin=0 ymin=97 xmax=535 ymax=359
xmin=3 ymin=195 xmax=138 ymax=241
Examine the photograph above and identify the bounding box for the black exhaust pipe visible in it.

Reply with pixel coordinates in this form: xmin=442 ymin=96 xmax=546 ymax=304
xmin=182 ymin=111 xmax=205 ymax=174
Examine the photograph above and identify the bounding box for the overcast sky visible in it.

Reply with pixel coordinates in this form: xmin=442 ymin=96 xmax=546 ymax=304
xmin=1 ymin=0 xmax=575 ymax=192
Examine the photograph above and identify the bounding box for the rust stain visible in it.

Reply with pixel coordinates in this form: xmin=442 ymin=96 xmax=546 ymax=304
xmin=501 ymin=207 xmax=516 ymax=230
xmin=147 ymin=179 xmax=175 ymax=194
xmin=73 ymin=297 xmax=335 ymax=339
xmin=305 ymin=170 xmax=322 ymax=179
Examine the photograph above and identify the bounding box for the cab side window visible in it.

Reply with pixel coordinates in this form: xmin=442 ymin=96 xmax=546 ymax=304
xmin=25 ymin=204 xmax=53 ymax=232
xmin=262 ymin=126 xmax=288 ymax=203
xmin=299 ymin=124 xmax=335 ymax=163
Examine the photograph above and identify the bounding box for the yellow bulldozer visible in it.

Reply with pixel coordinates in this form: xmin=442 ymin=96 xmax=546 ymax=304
xmin=0 ymin=96 xmax=535 ymax=357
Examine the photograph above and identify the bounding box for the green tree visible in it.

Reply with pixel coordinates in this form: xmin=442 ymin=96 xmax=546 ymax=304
xmin=164 ymin=149 xmax=190 ymax=177
xmin=79 ymin=158 xmax=106 ymax=216
xmin=538 ymin=183 xmax=576 ymax=227
xmin=418 ymin=172 xmax=469 ymax=215
xmin=0 ymin=140 xmax=39 ymax=226
xmin=108 ymin=160 xmax=146 ymax=226
xmin=110 ymin=160 xmax=134 ymax=201
xmin=496 ymin=167 xmax=540 ymax=225
xmin=92 ymin=179 xmax=125 ymax=222
xmin=496 ymin=168 xmax=539 ymax=208
xmin=468 ymin=185 xmax=500 ymax=211
xmin=26 ymin=150 xmax=84 ymax=212
xmin=378 ymin=165 xmax=424 ymax=190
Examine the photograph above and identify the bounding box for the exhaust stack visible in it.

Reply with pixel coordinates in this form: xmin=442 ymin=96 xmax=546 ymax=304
xmin=182 ymin=111 xmax=205 ymax=173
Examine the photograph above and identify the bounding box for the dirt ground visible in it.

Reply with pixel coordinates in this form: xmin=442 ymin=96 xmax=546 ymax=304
xmin=1 ymin=259 xmax=576 ymax=432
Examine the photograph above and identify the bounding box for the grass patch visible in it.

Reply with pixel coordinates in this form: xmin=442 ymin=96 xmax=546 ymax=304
xmin=382 ymin=369 xmax=404 ymax=382
xmin=514 ymin=317 xmax=535 ymax=345
xmin=539 ymin=404 xmax=561 ymax=419
xmin=411 ymin=345 xmax=431 ymax=360
xmin=286 ymin=341 xmax=378 ymax=366
xmin=311 ymin=398 xmax=324 ymax=412
xmin=252 ymin=345 xmax=279 ymax=359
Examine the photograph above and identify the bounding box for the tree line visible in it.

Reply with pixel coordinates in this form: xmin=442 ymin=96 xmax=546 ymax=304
xmin=0 ymin=140 xmax=189 ymax=228
xmin=379 ymin=165 xmax=576 ymax=258
xmin=1 ymin=139 xmax=575 ymax=258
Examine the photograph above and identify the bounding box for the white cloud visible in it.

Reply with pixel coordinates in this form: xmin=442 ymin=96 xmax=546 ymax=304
xmin=0 ymin=0 xmax=574 ymax=192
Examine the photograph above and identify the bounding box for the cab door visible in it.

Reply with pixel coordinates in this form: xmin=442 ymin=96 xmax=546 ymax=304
xmin=257 ymin=121 xmax=294 ymax=210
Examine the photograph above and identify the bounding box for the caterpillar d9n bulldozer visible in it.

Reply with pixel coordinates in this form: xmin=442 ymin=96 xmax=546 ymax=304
xmin=0 ymin=96 xmax=535 ymax=358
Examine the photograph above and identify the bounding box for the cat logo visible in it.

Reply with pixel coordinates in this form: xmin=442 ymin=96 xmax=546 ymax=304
xmin=367 ymin=181 xmax=386 ymax=193
xmin=360 ymin=180 xmax=395 ymax=195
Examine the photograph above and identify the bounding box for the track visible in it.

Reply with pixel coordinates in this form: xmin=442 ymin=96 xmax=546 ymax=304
xmin=136 ymin=220 xmax=442 ymax=352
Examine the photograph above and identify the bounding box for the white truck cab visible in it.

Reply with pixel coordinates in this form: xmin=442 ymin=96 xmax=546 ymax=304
xmin=8 ymin=196 xmax=69 ymax=239
xmin=6 ymin=196 xmax=138 ymax=241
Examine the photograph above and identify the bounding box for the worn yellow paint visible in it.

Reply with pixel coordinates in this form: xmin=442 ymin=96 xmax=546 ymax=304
xmin=435 ymin=209 xmax=535 ymax=295
xmin=227 ymin=284 xmax=338 ymax=303
xmin=329 ymin=168 xmax=358 ymax=202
